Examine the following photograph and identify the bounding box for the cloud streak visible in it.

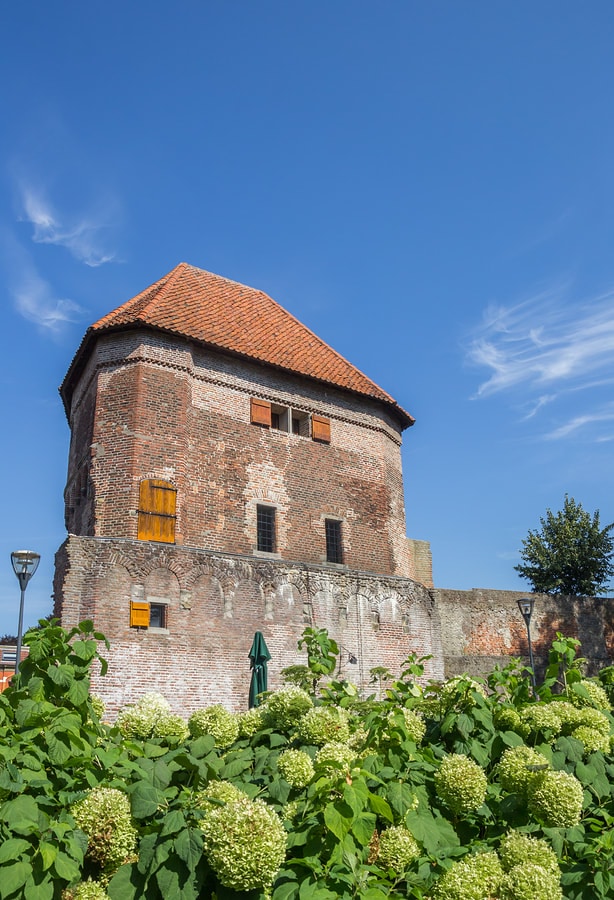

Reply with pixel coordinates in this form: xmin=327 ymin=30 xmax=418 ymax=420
xmin=467 ymin=285 xmax=614 ymax=441
xmin=19 ymin=185 xmax=116 ymax=267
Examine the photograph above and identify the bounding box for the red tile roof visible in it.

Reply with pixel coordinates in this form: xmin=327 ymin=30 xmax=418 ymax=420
xmin=64 ymin=263 xmax=414 ymax=428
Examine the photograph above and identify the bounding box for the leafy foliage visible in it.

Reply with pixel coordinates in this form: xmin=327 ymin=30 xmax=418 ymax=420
xmin=515 ymin=495 xmax=614 ymax=596
xmin=3 ymin=622 xmax=614 ymax=898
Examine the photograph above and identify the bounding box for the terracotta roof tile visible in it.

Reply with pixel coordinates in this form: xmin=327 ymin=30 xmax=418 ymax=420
xmin=73 ymin=263 xmax=414 ymax=427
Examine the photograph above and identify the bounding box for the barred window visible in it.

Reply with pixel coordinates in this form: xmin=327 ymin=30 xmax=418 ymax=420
xmin=257 ymin=505 xmax=276 ymax=553
xmin=325 ymin=519 xmax=343 ymax=564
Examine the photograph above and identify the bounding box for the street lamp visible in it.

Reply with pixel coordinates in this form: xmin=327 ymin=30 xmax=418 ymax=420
xmin=11 ymin=550 xmax=40 ymax=677
xmin=517 ymin=597 xmax=536 ymax=693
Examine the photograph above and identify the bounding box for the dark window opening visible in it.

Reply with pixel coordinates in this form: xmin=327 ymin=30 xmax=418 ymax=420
xmin=292 ymin=417 xmax=300 ymax=434
xmin=271 ymin=412 xmax=281 ymax=430
xmin=257 ymin=505 xmax=276 ymax=553
xmin=325 ymin=519 xmax=343 ymax=564
xmin=149 ymin=603 xmax=167 ymax=629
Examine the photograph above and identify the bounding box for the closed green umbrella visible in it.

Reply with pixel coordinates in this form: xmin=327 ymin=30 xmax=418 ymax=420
xmin=248 ymin=631 xmax=271 ymax=708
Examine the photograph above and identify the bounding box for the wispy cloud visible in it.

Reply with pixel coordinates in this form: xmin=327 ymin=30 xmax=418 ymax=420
xmin=2 ymin=234 xmax=85 ymax=332
xmin=18 ymin=184 xmax=116 ymax=267
xmin=466 ymin=285 xmax=614 ymax=441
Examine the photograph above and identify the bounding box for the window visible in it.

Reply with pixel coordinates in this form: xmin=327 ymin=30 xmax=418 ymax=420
xmin=250 ymin=397 xmax=272 ymax=426
xmin=130 ymin=601 xmax=168 ymax=629
xmin=137 ymin=479 xmax=177 ymax=543
xmin=312 ymin=415 xmax=331 ymax=443
xmin=325 ymin=519 xmax=343 ymax=564
xmin=257 ymin=505 xmax=276 ymax=553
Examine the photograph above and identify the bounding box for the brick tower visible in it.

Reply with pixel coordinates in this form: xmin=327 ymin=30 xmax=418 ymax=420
xmin=54 ymin=263 xmax=442 ymax=714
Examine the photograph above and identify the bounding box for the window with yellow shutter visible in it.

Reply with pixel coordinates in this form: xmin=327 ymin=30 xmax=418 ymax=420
xmin=130 ymin=601 xmax=150 ymax=627
xmin=250 ymin=397 xmax=272 ymax=426
xmin=137 ymin=479 xmax=177 ymax=543
xmin=312 ymin=415 xmax=331 ymax=443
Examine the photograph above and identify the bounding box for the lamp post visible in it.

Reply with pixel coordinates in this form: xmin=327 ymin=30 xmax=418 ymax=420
xmin=11 ymin=550 xmax=40 ymax=677
xmin=517 ymin=597 xmax=536 ymax=693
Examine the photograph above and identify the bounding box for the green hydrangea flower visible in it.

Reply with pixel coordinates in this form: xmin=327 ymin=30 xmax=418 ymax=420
xmin=70 ymin=788 xmax=137 ymax=873
xmin=201 ymin=797 xmax=286 ymax=890
xmin=378 ymin=825 xmax=420 ymax=871
xmin=498 ymin=831 xmax=560 ymax=877
xmin=385 ymin=708 xmax=426 ymax=744
xmin=499 ymin=862 xmax=563 ymax=900
xmin=570 ymin=725 xmax=610 ymax=754
xmin=277 ymin=749 xmax=315 ymax=787
xmin=528 ymin=770 xmax=584 ymax=827
xmin=296 ymin=705 xmax=350 ymax=745
xmin=260 ymin=686 xmax=313 ymax=730
xmin=89 ymin=695 xmax=106 ymax=721
xmin=237 ymin=707 xmax=264 ymax=738
xmin=520 ymin=704 xmax=562 ymax=737
xmin=315 ymin=741 xmax=356 ymax=773
xmin=188 ymin=704 xmax=239 ymax=747
xmin=574 ymin=706 xmax=611 ymax=736
xmin=432 ymin=850 xmax=503 ymax=900
xmin=434 ymin=754 xmax=487 ymax=816
xmin=497 ymin=745 xmax=550 ymax=798
xmin=194 ymin=780 xmax=248 ymax=810
xmin=115 ymin=692 xmax=171 ymax=739
xmin=152 ymin=713 xmax=189 ymax=742
xmin=570 ymin=679 xmax=611 ymax=711
xmin=62 ymin=879 xmax=109 ymax=900
xmin=493 ymin=706 xmax=529 ymax=737
xmin=546 ymin=701 xmax=583 ymax=734
xmin=282 ymin=799 xmax=300 ymax=821
xmin=440 ymin=676 xmax=488 ymax=710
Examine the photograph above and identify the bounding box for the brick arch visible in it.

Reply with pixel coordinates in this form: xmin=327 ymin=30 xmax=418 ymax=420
xmin=139 ymin=551 xmax=185 ymax=582
xmin=105 ymin=548 xmax=144 ymax=579
xmin=143 ymin=566 xmax=181 ymax=602
xmin=184 ymin=558 xmax=215 ymax=589
xmin=190 ymin=572 xmax=225 ymax=621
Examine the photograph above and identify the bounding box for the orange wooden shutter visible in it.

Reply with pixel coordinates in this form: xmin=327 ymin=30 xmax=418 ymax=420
xmin=250 ymin=397 xmax=272 ymax=426
xmin=130 ymin=601 xmax=150 ymax=627
xmin=312 ymin=415 xmax=331 ymax=443
xmin=138 ymin=480 xmax=177 ymax=543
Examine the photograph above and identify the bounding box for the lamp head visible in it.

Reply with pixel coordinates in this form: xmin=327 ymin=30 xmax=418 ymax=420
xmin=517 ymin=597 xmax=535 ymax=622
xmin=11 ymin=550 xmax=40 ymax=588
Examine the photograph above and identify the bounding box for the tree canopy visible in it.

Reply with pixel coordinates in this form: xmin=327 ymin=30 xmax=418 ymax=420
xmin=515 ymin=495 xmax=614 ymax=597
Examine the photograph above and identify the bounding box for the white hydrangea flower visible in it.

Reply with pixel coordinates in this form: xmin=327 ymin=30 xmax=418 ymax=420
xmin=528 ymin=770 xmax=584 ymax=827
xmin=296 ymin=705 xmax=350 ymax=746
xmin=499 ymin=862 xmax=563 ymax=900
xmin=432 ymin=850 xmax=503 ymax=900
xmin=70 ymin=787 xmax=137 ymax=873
xmin=188 ymin=704 xmax=239 ymax=747
xmin=497 ymin=745 xmax=550 ymax=798
xmin=277 ymin=749 xmax=315 ymax=787
xmin=377 ymin=825 xmax=420 ymax=871
xmin=434 ymin=754 xmax=487 ymax=816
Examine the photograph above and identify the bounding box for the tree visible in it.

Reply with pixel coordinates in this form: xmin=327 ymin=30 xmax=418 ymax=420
xmin=515 ymin=495 xmax=614 ymax=596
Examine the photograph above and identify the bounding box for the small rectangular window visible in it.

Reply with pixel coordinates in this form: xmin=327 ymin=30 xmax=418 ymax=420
xmin=312 ymin=415 xmax=331 ymax=443
xmin=149 ymin=603 xmax=167 ymax=629
xmin=257 ymin=505 xmax=276 ymax=553
xmin=325 ymin=519 xmax=343 ymax=564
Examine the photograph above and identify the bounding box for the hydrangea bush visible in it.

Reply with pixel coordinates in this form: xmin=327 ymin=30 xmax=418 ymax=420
xmin=2 ymin=622 xmax=614 ymax=900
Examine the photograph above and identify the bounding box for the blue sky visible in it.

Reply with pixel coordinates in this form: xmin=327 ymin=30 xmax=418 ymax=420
xmin=1 ymin=2 xmax=614 ymax=636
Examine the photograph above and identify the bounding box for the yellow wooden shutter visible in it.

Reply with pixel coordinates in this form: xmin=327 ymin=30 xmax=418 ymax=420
xmin=130 ymin=601 xmax=150 ymax=627
xmin=312 ymin=415 xmax=331 ymax=443
xmin=250 ymin=398 xmax=272 ymax=426
xmin=137 ymin=480 xmax=177 ymax=543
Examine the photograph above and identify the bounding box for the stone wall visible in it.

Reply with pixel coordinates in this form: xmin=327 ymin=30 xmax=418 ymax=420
xmin=55 ymin=535 xmax=443 ymax=718
xmin=436 ymin=587 xmax=614 ymax=678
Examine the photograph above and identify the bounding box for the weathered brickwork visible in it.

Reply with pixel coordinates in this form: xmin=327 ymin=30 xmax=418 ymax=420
xmin=54 ymin=535 xmax=443 ymax=717
xmin=64 ymin=330 xmax=425 ymax=581
xmin=436 ymin=587 xmax=614 ymax=678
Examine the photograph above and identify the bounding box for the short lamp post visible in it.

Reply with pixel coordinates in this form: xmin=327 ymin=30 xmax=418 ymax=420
xmin=517 ymin=597 xmax=537 ymax=693
xmin=11 ymin=550 xmax=40 ymax=677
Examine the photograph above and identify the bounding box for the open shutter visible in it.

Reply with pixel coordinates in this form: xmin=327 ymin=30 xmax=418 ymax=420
xmin=130 ymin=601 xmax=150 ymax=627
xmin=312 ymin=415 xmax=331 ymax=443
xmin=250 ymin=398 xmax=272 ymax=426
xmin=138 ymin=480 xmax=177 ymax=543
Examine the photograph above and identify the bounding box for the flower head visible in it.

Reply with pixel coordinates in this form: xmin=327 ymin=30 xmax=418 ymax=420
xmin=296 ymin=705 xmax=350 ymax=746
xmin=194 ymin=780 xmax=249 ymax=811
xmin=432 ymin=851 xmax=503 ymax=900
xmin=153 ymin=713 xmax=189 ymax=742
xmin=497 ymin=745 xmax=550 ymax=798
xmin=277 ymin=749 xmax=315 ymax=788
xmin=493 ymin=706 xmax=529 ymax=737
xmin=260 ymin=686 xmax=313 ymax=731
xmin=528 ymin=770 xmax=584 ymax=827
xmin=520 ymin=704 xmax=562 ymax=738
xmin=200 ymin=797 xmax=286 ymax=890
xmin=377 ymin=825 xmax=420 ymax=872
xmin=572 ymin=725 xmax=610 ymax=754
xmin=70 ymin=787 xmax=137 ymax=873
xmin=188 ymin=705 xmax=239 ymax=747
xmin=498 ymin=831 xmax=560 ymax=878
xmin=237 ymin=707 xmax=264 ymax=738
xmin=115 ymin=692 xmax=171 ymax=739
xmin=62 ymin=880 xmax=109 ymax=900
xmin=315 ymin=741 xmax=356 ymax=774
xmin=434 ymin=754 xmax=487 ymax=816
xmin=570 ymin=679 xmax=611 ymax=711
xmin=499 ymin=862 xmax=562 ymax=900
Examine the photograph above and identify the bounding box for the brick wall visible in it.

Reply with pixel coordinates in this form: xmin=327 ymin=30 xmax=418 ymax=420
xmin=435 ymin=587 xmax=614 ymax=678
xmin=54 ymin=535 xmax=443 ymax=717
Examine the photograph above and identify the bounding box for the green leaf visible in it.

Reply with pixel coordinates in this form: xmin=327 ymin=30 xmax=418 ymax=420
xmin=53 ymin=851 xmax=81 ymax=882
xmin=324 ymin=801 xmax=354 ymax=840
xmin=386 ymin=782 xmax=416 ymax=817
xmin=351 ymin=812 xmax=376 ymax=846
xmin=47 ymin=664 xmax=74 ymax=687
xmin=1 ymin=795 xmax=40 ymax=835
xmin=38 ymin=841 xmax=57 ymax=870
xmin=0 ymin=838 xmax=32 ymax=864
xmin=24 ymin=873 xmax=54 ymax=900
xmin=174 ymin=828 xmax=203 ymax=869
xmin=273 ymin=881 xmax=299 ymax=900
xmin=368 ymin=792 xmax=393 ymax=822
xmin=130 ymin=782 xmax=163 ymax=818
xmin=107 ymin=863 xmax=148 ymax=899
xmin=0 ymin=862 xmax=30 ymax=897
xmin=46 ymin=733 xmax=72 ymax=765
xmin=67 ymin=678 xmax=90 ymax=706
